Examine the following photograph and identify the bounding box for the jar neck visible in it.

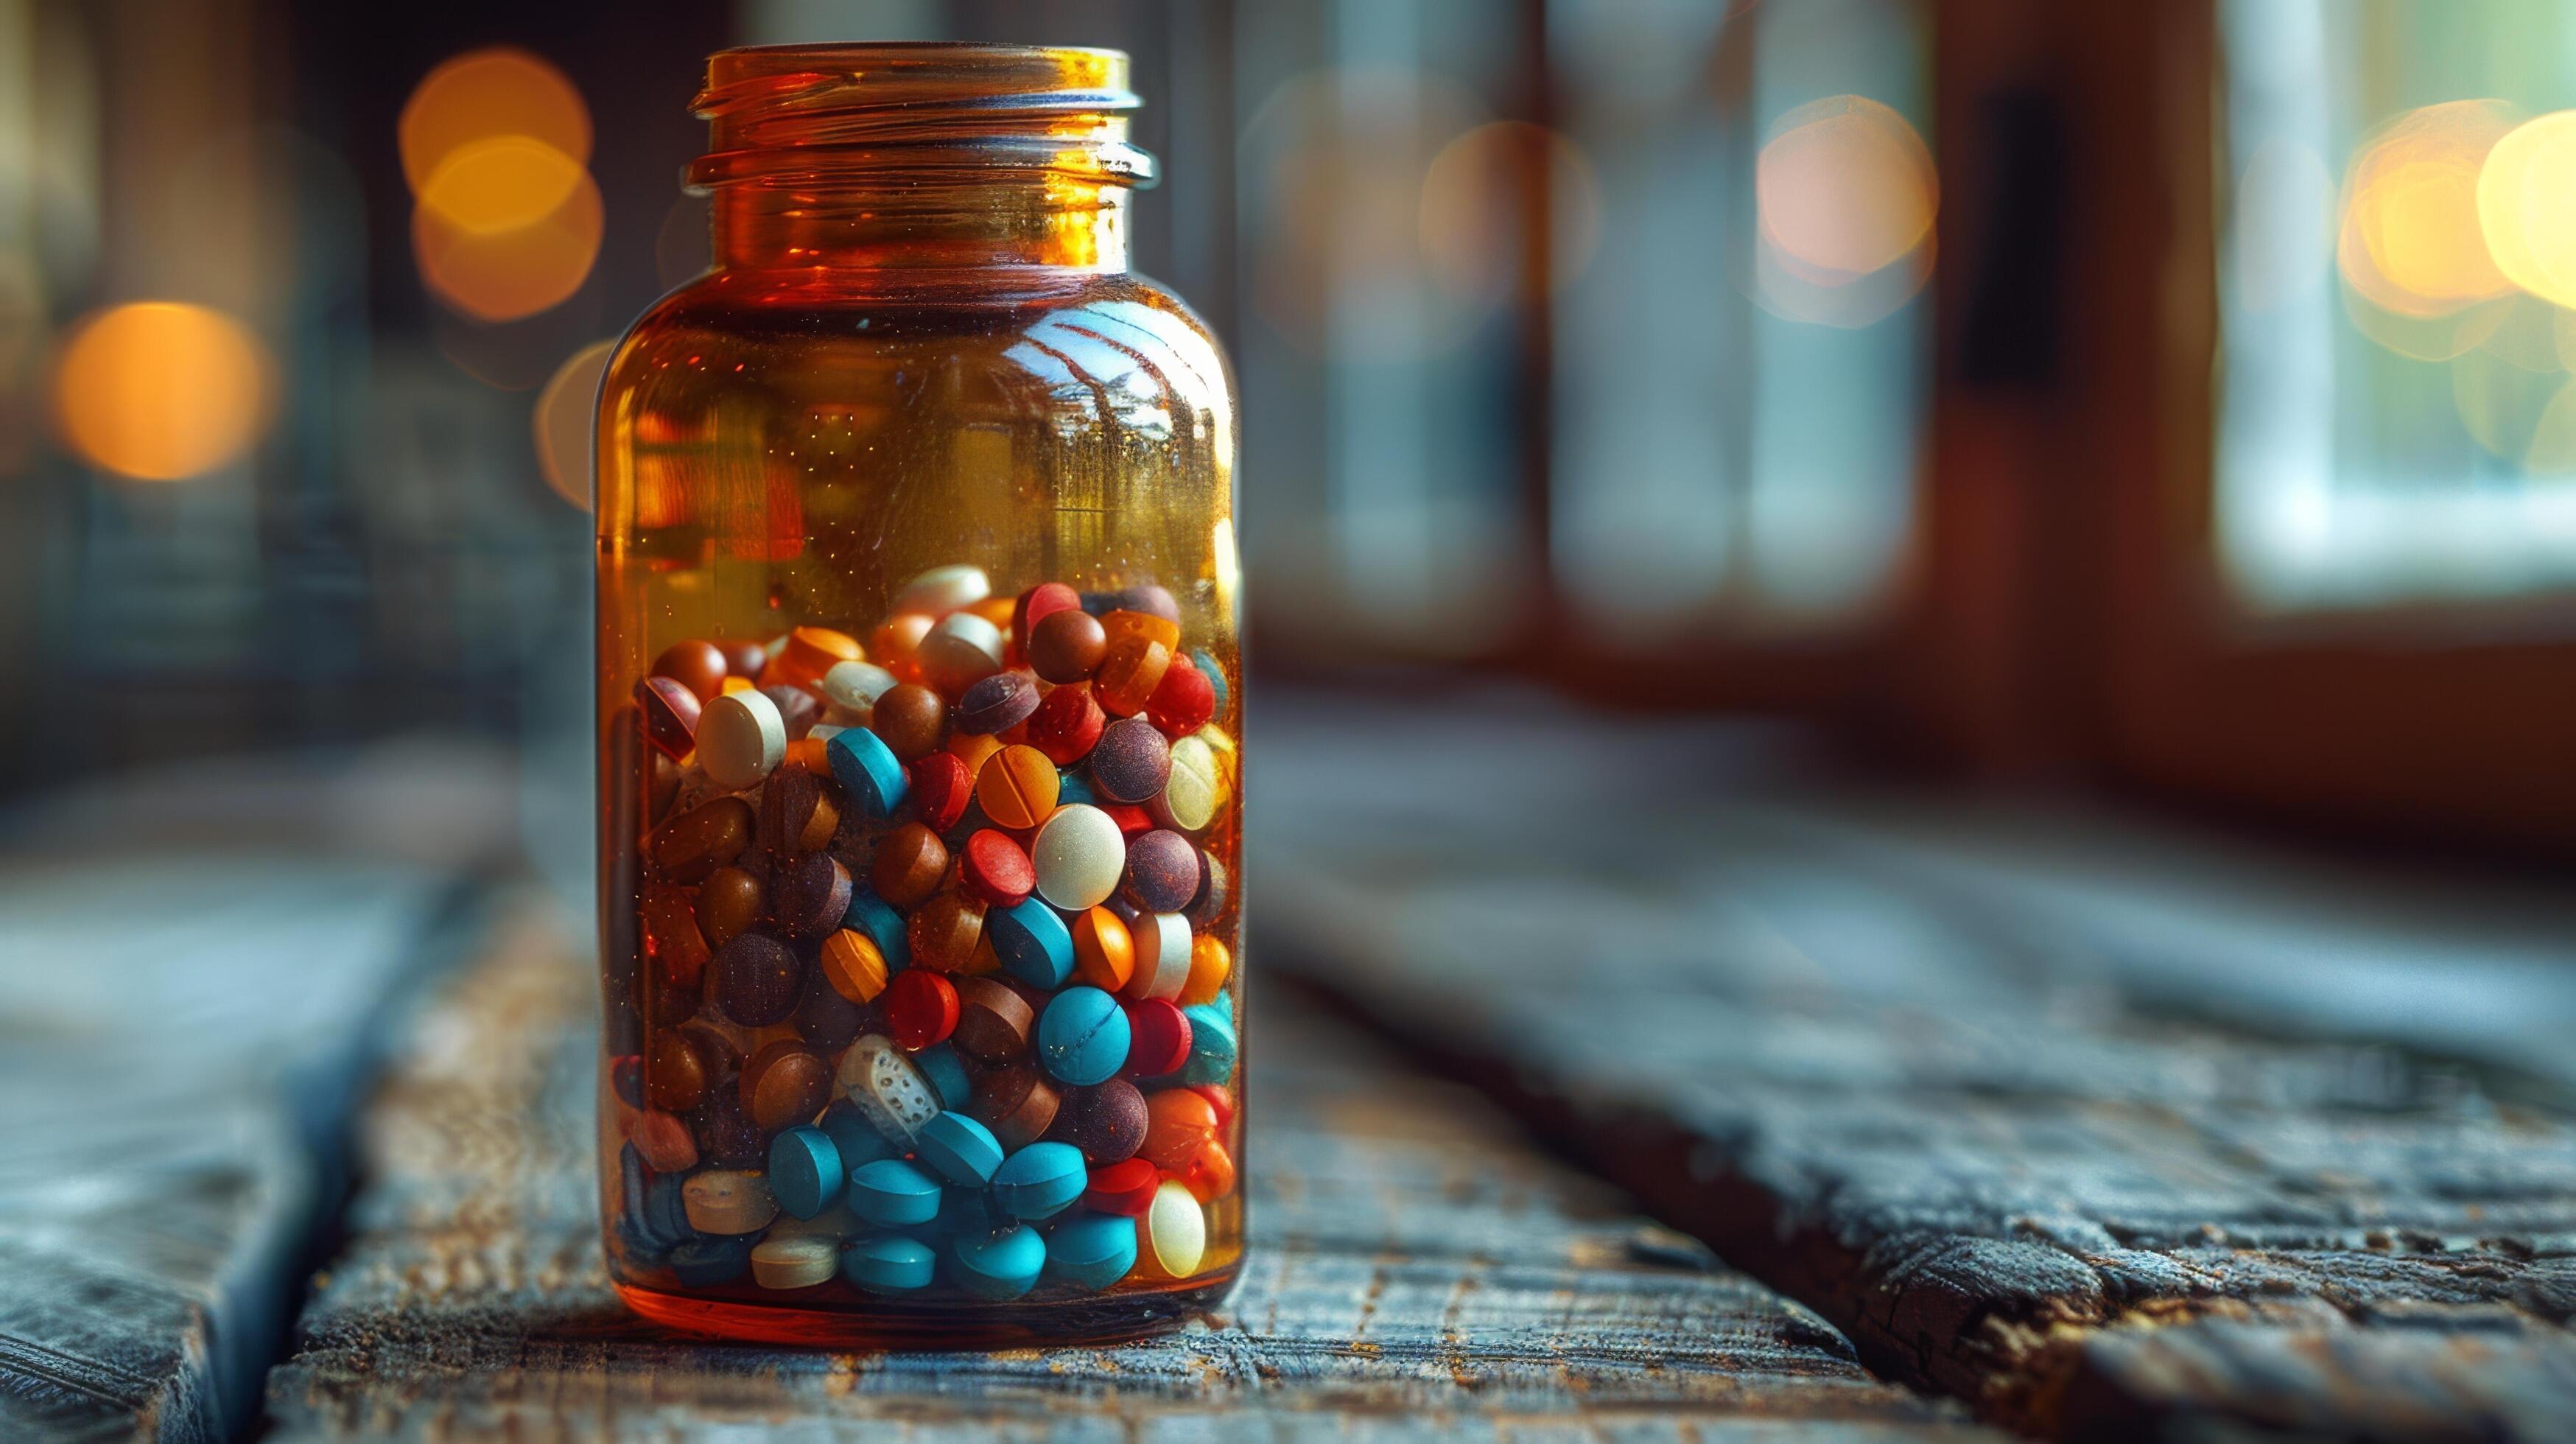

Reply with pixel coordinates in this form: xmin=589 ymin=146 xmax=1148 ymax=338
xmin=711 ymin=179 xmax=1131 ymax=273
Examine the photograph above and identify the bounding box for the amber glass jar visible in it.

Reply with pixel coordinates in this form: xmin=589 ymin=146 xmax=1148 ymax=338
xmin=594 ymin=43 xmax=1241 ymax=1346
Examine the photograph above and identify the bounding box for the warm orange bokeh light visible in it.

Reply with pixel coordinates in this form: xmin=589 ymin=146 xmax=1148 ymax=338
xmin=413 ymin=138 xmax=603 ymax=321
xmin=2477 ymin=110 xmax=2576 ymax=311
xmin=1417 ymin=120 xmax=1604 ymax=300
xmin=53 ymin=302 xmax=271 ymax=481
xmin=534 ymin=338 xmax=617 ymax=511
xmin=2337 ymin=99 xmax=2517 ymax=320
xmin=1757 ymin=95 xmax=1937 ymax=279
xmin=399 ymin=47 xmax=591 ymax=195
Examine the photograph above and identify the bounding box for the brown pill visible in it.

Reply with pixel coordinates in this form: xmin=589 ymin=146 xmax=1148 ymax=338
xmin=636 ymin=676 xmax=701 ymax=760
xmin=759 ymin=766 xmax=840 ymax=855
xmin=1094 ymin=637 xmax=1171 ymax=718
xmin=791 ymin=971 xmax=868 ymax=1051
xmin=869 ymin=822 xmax=949 ymax=909
xmin=740 ymin=1040 xmax=833 ymax=1132
xmin=692 ymin=1091 xmax=768 ymax=1167
xmin=645 ymin=972 xmax=701 ymax=1031
xmin=1089 ymin=717 xmax=1172 ymax=804
xmin=870 ymin=684 xmax=947 ymax=762
xmin=774 ymin=852 xmax=853 ymax=939
xmin=675 ymin=1016 xmax=746 ymax=1083
xmin=644 ymin=1031 xmax=711 ymax=1112
xmin=1028 ymin=608 xmax=1108 ymax=684
xmin=717 ymin=638 xmax=768 ymax=678
xmin=642 ymin=883 xmax=712 ymax=987
xmin=906 ymin=891 xmax=987 ymax=974
xmin=952 ymin=975 xmax=1035 ymax=1065
xmin=969 ymin=1059 xmax=1062 ymax=1152
xmin=1045 ymin=1077 xmax=1149 ymax=1164
xmin=710 ymin=931 xmax=804 ymax=1026
xmin=631 ymin=1110 xmax=698 ymax=1173
xmin=759 ymin=683 xmax=822 ymax=741
xmin=652 ymin=639 xmax=729 ymax=702
xmin=695 ymin=866 xmax=766 ymax=948
xmin=955 ymin=670 xmax=1042 ymax=735
xmin=652 ymin=797 xmax=754 ymax=883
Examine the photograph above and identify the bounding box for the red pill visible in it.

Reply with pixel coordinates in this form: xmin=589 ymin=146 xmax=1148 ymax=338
xmin=1101 ymin=804 xmax=1153 ymax=840
xmin=1081 ymin=1157 xmax=1161 ymax=1216
xmin=959 ymin=830 xmax=1036 ymax=908
xmin=1122 ymin=998 xmax=1193 ymax=1078
xmin=1025 ymin=682 xmax=1106 ymax=767
xmin=636 ymin=677 xmax=701 ymax=761
xmin=908 ymin=751 xmax=974 ymax=833
xmin=1143 ymin=656 xmax=1216 ymax=738
xmin=1187 ymin=1084 xmax=1235 ymax=1130
xmin=884 ymin=969 xmax=959 ymax=1051
xmin=1013 ymin=582 xmax=1082 ymax=654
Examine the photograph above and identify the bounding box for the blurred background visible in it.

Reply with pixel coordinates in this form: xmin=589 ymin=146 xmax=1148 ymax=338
xmin=1 ymin=0 xmax=2572 ymax=861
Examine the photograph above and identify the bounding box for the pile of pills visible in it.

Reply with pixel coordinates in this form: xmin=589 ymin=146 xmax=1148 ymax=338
xmin=606 ymin=564 xmax=1240 ymax=1305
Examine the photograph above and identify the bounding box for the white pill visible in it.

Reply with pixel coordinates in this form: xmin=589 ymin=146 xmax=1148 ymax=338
xmin=1132 ymin=913 xmax=1193 ymax=1000
xmin=819 ymin=659 xmax=899 ymax=725
xmin=835 ymin=1035 xmax=941 ymax=1143
xmin=1031 ymin=805 xmax=1126 ymax=911
xmin=682 ymin=1171 xmax=778 ymax=1235
xmin=696 ymin=690 xmax=785 ymax=791
xmin=1143 ymin=1179 xmax=1207 ymax=1277
xmin=918 ymin=611 xmax=1006 ymax=691
xmin=893 ymin=564 xmax=992 ymax=616
xmin=750 ymin=1233 xmax=840 ymax=1289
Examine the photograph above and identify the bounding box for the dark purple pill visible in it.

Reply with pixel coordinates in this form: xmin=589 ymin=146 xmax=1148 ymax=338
xmin=759 ymin=684 xmax=822 ymax=740
xmin=955 ymin=670 xmax=1041 ymax=735
xmin=1121 ymin=830 xmax=1202 ymax=914
xmin=1187 ymin=852 xmax=1230 ymax=929
xmin=1045 ymin=1077 xmax=1148 ymax=1164
xmin=773 ymin=852 xmax=853 ymax=939
xmin=692 ymin=1090 xmax=768 ymax=1167
xmin=1116 ymin=584 xmax=1180 ymax=624
xmin=710 ymin=932 xmax=803 ymax=1026
xmin=636 ymin=677 xmax=701 ymax=760
xmin=1089 ymin=717 xmax=1171 ymax=804
xmin=791 ymin=970 xmax=868 ymax=1051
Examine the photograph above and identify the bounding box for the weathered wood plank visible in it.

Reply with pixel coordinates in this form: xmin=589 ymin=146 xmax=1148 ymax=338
xmin=261 ymin=905 xmax=1990 ymax=1440
xmin=1250 ymin=692 xmax=2576 ymax=1440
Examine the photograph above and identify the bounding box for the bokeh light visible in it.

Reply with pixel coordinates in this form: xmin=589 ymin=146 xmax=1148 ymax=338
xmin=2233 ymin=136 xmax=2334 ymax=315
xmin=2337 ymin=99 xmax=2517 ymax=321
xmin=413 ymin=137 xmax=603 ymax=321
xmin=534 ymin=339 xmax=617 ymax=511
xmin=1750 ymin=95 xmax=1936 ymax=329
xmin=399 ymin=47 xmax=590 ymax=194
xmin=1418 ymin=121 xmax=1604 ymax=301
xmin=52 ymin=301 xmax=270 ymax=481
xmin=2477 ymin=110 xmax=2576 ymax=311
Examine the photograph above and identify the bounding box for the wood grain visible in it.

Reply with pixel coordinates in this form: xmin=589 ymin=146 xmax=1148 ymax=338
xmin=260 ymin=906 xmax=1988 ymax=1440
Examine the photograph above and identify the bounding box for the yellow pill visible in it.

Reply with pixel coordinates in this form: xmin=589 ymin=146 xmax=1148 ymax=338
xmin=1179 ymin=935 xmax=1231 ymax=1006
xmin=819 ymin=929 xmax=890 ymax=1003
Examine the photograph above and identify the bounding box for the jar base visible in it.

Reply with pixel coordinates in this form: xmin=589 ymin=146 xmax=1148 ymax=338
xmin=613 ymin=1263 xmax=1240 ymax=1349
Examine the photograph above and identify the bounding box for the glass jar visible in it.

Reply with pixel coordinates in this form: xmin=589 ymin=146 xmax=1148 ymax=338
xmin=594 ymin=43 xmax=1241 ymax=1347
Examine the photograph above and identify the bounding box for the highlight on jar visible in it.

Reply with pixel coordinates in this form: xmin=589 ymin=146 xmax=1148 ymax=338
xmin=604 ymin=565 xmax=1241 ymax=1307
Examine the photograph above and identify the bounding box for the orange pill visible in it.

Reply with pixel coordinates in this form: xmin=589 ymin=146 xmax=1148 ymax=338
xmin=1101 ymin=608 xmax=1181 ymax=655
xmin=785 ymin=736 xmax=830 ymax=774
xmin=819 ymin=929 xmax=891 ymax=1003
xmin=947 ymin=729 xmax=1003 ymax=777
xmin=1094 ymin=635 xmax=1171 ymax=718
xmin=907 ymin=891 xmax=988 ymax=974
xmin=1176 ymin=1136 xmax=1236 ymax=1202
xmin=871 ymin=612 xmax=934 ymax=681
xmin=970 ymin=595 xmax=1018 ymax=632
xmin=1072 ymin=905 xmax=1134 ymax=992
xmin=975 ymin=743 xmax=1060 ymax=830
xmin=1179 ymin=934 xmax=1231 ymax=1006
xmin=773 ymin=626 xmax=864 ymax=689
xmin=720 ymin=676 xmax=755 ymax=696
xmin=1141 ymin=1087 xmax=1219 ymax=1171
xmin=962 ymin=933 xmax=1004 ymax=977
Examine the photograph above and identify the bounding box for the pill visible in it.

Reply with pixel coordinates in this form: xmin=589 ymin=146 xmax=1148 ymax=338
xmin=688 ymin=866 xmax=759 ymax=948
xmin=1138 ymin=1179 xmax=1207 ymax=1279
xmin=748 ymin=1233 xmax=839 ymax=1290
xmin=1057 ymin=770 xmax=1098 ymax=808
xmin=1070 ymin=905 xmax=1134 ymax=992
xmin=621 ymin=1144 xmax=692 ymax=1247
xmin=670 ymin=1236 xmax=754 ymax=1286
xmin=1046 ymin=1210 xmax=1141 ymax=1289
xmin=1082 ymin=1157 xmax=1161 ymax=1216
xmin=1028 ymin=607 xmax=1108 ymax=683
xmin=644 ymin=1031 xmax=711 ymax=1112
xmin=1088 ymin=718 xmax=1171 ymax=805
xmin=812 ymin=934 xmax=884 ymax=1009
xmin=642 ymin=884 xmax=711 ymax=987
xmin=710 ymin=932 xmax=803 ymax=1026
xmin=1045 ymin=1078 xmax=1148 ymax=1164
xmin=870 ymin=821 xmax=950 ymax=908
xmin=1092 ymin=635 xmax=1171 ymax=718
xmin=1182 ymin=999 xmax=1238 ymax=1087
xmin=818 ymin=1098 xmax=899 ymax=1171
xmin=1019 ymin=687 xmax=1095 ymax=771
xmin=774 ymin=852 xmax=853 ymax=939
xmin=869 ymin=612 xmax=933 ymax=677
xmin=741 ymin=1039 xmax=832 ymax=1131
xmin=960 ymin=933 xmax=1004 ymax=977
xmin=1115 ymin=583 xmax=1182 ymax=623
xmin=773 ymin=625 xmax=865 ymax=689
xmin=1123 ymin=998 xmax=1193 ymax=1078
xmin=946 ymin=729 xmax=1003 ymax=779
xmin=717 ymin=638 xmax=767 ymax=677
xmin=1129 ymin=913 xmax=1193 ymax=1001
xmin=1142 ymin=1087 xmax=1219 ymax=1171
xmin=906 ymin=891 xmax=986 ymax=974
xmin=636 ymin=676 xmax=702 ymax=760
xmin=950 ymin=1222 xmax=1047 ymax=1300
xmin=841 ymin=890 xmax=911 ymax=970
xmin=629 ymin=1109 xmax=698 ymax=1173
xmin=864 ymin=682 xmax=943 ymax=761
xmin=1186 ymin=852 xmax=1230 ymax=929
xmin=847 ymin=1158 xmax=944 ymax=1227
xmin=792 ymin=972 xmax=867 ymax=1050
xmin=1033 ymin=805 xmax=1124 ymax=910
xmin=759 ymin=684 xmax=823 ymax=742
xmin=826 ymin=726 xmax=908 ymax=820
xmin=681 ymin=1170 xmax=778 ymax=1235
xmin=651 ymin=796 xmax=754 ymax=883
xmin=1037 ymin=986 xmax=1130 ymax=1086
xmin=652 ymin=639 xmax=730 ymax=701
xmin=1189 ymin=1082 xmax=1237 ymax=1130
xmin=844 ymin=1232 xmax=937 ymax=1293
xmin=912 ymin=1041 xmax=975 ymax=1112
xmin=835 ymin=1034 xmax=943 ymax=1143
xmin=1120 ymin=830 xmax=1201 ymax=914
xmin=1012 ymin=581 xmax=1081 ymax=651
xmin=1143 ymin=655 xmax=1216 ymax=738
xmin=959 ymin=830 xmax=1035 ymax=908
xmin=766 ymin=1124 xmax=845 ymax=1219
xmin=914 ymin=1110 xmax=1005 ymax=1185
xmin=894 ymin=563 xmax=992 ymax=616
xmin=1101 ymin=607 xmax=1179 ymax=654
xmin=991 ymin=1140 xmax=1087 ymax=1220
xmin=698 ymin=690 xmax=788 ymax=790
xmin=968 ymin=1058 xmax=1062 ymax=1151
xmin=818 ymin=659 xmax=899 ymax=723
xmin=1176 ymin=1136 xmax=1238 ymax=1202
xmin=757 ymin=766 xmax=840 ymax=855
xmin=920 ymin=611 xmax=1006 ymax=693
xmin=1179 ymin=934 xmax=1231 ymax=1006
xmin=955 ymin=670 xmax=1040 ymax=735
xmin=675 ymin=1016 xmax=748 ymax=1086
xmin=1194 ymin=649 xmax=1228 ymax=721
xmin=976 ymin=744 xmax=1060 ymax=830
xmin=988 ymin=897 xmax=1074 ymax=989
xmin=952 ymin=975 xmax=1035 ymax=1064
xmin=885 ymin=969 xmax=959 ymax=1051
xmin=906 ymin=750 xmax=974 ymax=833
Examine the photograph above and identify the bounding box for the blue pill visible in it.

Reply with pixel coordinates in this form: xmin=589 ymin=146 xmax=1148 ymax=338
xmin=949 ymin=1223 xmax=1047 ymax=1300
xmin=913 ymin=1043 xmax=975 ymax=1112
xmin=1194 ymin=649 xmax=1227 ymax=721
xmin=939 ymin=1185 xmax=1006 ymax=1242
xmin=844 ymin=1233 xmax=937 ymax=1294
xmin=1056 ymin=770 xmax=1097 ymax=807
xmin=669 ymin=1235 xmax=754 ymax=1286
xmin=914 ymin=1110 xmax=1005 ymax=1186
xmin=818 ymin=1098 xmax=898 ymax=1171
xmin=848 ymin=1158 xmax=944 ymax=1227
xmin=827 ymin=727 xmax=908 ymax=819
xmin=767 ymin=1126 xmax=844 ymax=1220
xmin=1182 ymin=1001 xmax=1238 ymax=1087
xmin=1039 ymin=986 xmax=1131 ymax=1086
xmin=1047 ymin=1210 xmax=1140 ymax=1290
xmin=989 ymin=898 xmax=1075 ymax=989
xmin=840 ymin=890 xmax=911 ymax=970
xmin=992 ymin=1141 xmax=1088 ymax=1221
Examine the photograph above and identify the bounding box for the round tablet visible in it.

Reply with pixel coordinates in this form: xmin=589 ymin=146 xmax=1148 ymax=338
xmin=1026 ymin=681 xmax=1106 ymax=766
xmin=912 ymin=1042 xmax=975 ymax=1112
xmin=1177 ymin=1136 xmax=1238 ymax=1202
xmin=955 ymin=670 xmax=1040 ymax=735
xmin=1142 ymin=1087 xmax=1220 ymax=1171
xmin=869 ymin=683 xmax=947 ymax=761
xmin=1037 ymin=986 xmax=1131 ymax=1086
xmin=1185 ymin=852 xmax=1230 ymax=930
xmin=976 ymin=745 xmax=1060 ymax=830
xmin=991 ymin=1140 xmax=1087 ymax=1220
xmin=1151 ymin=734 xmax=1221 ymax=834
xmin=1033 ymin=805 xmax=1125 ymax=910
xmin=1045 ymin=1078 xmax=1147 ymax=1166
xmin=1129 ymin=914 xmax=1193 ymax=1002
xmin=628 ymin=1110 xmax=697 ymax=1174
xmin=1070 ymin=906 xmax=1134 ymax=992
xmin=907 ymin=750 xmax=975 ymax=833
xmin=710 ymin=932 xmax=802 ymax=1026
xmin=1047 ymin=1210 xmax=1141 ymax=1290
xmin=842 ymin=891 xmax=911 ymax=970
xmin=773 ymin=852 xmax=853 ymax=939
xmin=959 ymin=830 xmax=1035 ymax=909
xmin=883 ymin=970 xmax=959 ymax=1051
xmin=652 ymin=796 xmax=754 ymax=883
xmin=1120 ymin=831 xmax=1201 ymax=914
xmin=694 ymin=866 xmax=763 ymax=948
xmin=818 ymin=1098 xmax=898 ymax=1171
xmin=1013 ymin=581 xmax=1082 ymax=652
xmin=758 ymin=683 xmax=822 ymax=740
xmin=695 ymin=1090 xmax=768 ymax=1168
xmin=949 ymin=1223 xmax=1045 ymax=1300
xmin=835 ymin=1036 xmax=941 ymax=1143
xmin=1082 ymin=1157 xmax=1162 ymax=1216
xmin=906 ymin=891 xmax=986 ymax=974
xmin=670 ymin=1236 xmax=754 ymax=1286
xmin=894 ymin=563 xmax=992 ymax=616
xmin=681 ymin=1170 xmax=778 ymax=1235
xmin=870 ymin=821 xmax=949 ymax=908
xmin=772 ymin=625 xmax=864 ymax=688
xmin=847 ymin=1158 xmax=944 ymax=1227
xmin=1088 ymin=718 xmax=1171 ymax=805
xmin=844 ymin=1233 xmax=937 ymax=1293
xmin=757 ymin=766 xmax=839 ymax=855
xmin=1140 ymin=1179 xmax=1208 ymax=1278
xmin=1184 ymin=1000 xmax=1238 ymax=1087
xmin=1143 ymin=655 xmax=1216 ymax=738
xmin=915 ymin=1110 xmax=1005 ymax=1186
xmin=652 ymin=639 xmax=729 ymax=701
xmin=818 ymin=659 xmax=899 ymax=722
xmin=826 ymin=726 xmax=908 ymax=821
xmin=750 ymin=1233 xmax=840 ymax=1290
xmin=1093 ymin=635 xmax=1171 ymax=718
xmin=1179 ymin=934 xmax=1231 ymax=1006
xmin=920 ymin=611 xmax=1006 ymax=693
xmin=1188 ymin=1082 xmax=1237 ymax=1130
xmin=698 ymin=690 xmax=787 ymax=790
xmin=1122 ymin=998 xmax=1193 ymax=1079
xmin=952 ymin=975 xmax=1036 ymax=1065
xmin=740 ymin=1040 xmax=832 ymax=1132
xmin=1028 ymin=607 xmax=1108 ymax=684
xmin=818 ymin=928 xmax=890 ymax=1004
xmin=636 ymin=676 xmax=701 ymax=760
xmin=988 ymin=897 xmax=1074 ymax=989
xmin=969 ymin=1059 xmax=1062 ymax=1152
